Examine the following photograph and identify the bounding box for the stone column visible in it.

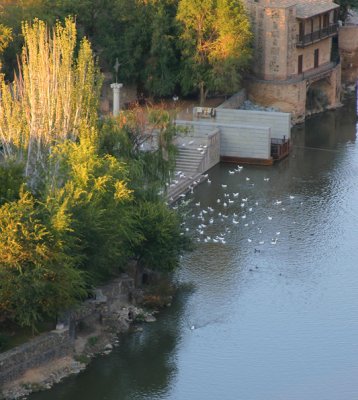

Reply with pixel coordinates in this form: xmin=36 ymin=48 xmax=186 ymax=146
xmin=110 ymin=83 xmax=123 ymax=117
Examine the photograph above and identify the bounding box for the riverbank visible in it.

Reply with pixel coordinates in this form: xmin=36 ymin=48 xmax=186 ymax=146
xmin=0 ymin=274 xmax=168 ymax=400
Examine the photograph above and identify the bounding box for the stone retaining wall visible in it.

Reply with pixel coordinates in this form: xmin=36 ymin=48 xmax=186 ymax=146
xmin=339 ymin=25 xmax=358 ymax=85
xmin=217 ymin=89 xmax=247 ymax=109
xmin=0 ymin=329 xmax=73 ymax=387
xmin=0 ymin=274 xmax=135 ymax=390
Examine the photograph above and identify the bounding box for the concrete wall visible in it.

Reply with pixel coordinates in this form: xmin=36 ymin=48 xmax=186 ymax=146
xmin=339 ymin=25 xmax=358 ymax=84
xmin=0 ymin=329 xmax=73 ymax=386
xmin=202 ymin=108 xmax=291 ymax=139
xmin=176 ymin=119 xmax=271 ymax=161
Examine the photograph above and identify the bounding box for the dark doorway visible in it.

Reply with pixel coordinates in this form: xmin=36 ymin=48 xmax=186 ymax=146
xmin=299 ymin=22 xmax=304 ymax=41
xmin=298 ymin=55 xmax=303 ymax=74
xmin=314 ymin=49 xmax=319 ymax=68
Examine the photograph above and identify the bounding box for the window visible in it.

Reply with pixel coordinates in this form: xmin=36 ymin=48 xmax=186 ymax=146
xmin=298 ymin=55 xmax=303 ymax=74
xmin=314 ymin=49 xmax=319 ymax=68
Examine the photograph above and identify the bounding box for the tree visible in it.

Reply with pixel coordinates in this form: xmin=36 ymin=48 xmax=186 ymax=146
xmin=143 ymin=0 xmax=179 ymax=97
xmin=0 ymin=190 xmax=86 ymax=331
xmin=46 ymin=136 xmax=136 ymax=282
xmin=177 ymin=0 xmax=252 ymax=105
xmin=0 ymin=17 xmax=102 ymax=188
xmin=99 ymin=107 xmax=178 ymax=201
xmin=334 ymin=0 xmax=358 ymax=22
xmin=132 ymin=201 xmax=191 ymax=273
xmin=0 ymin=24 xmax=12 ymax=57
xmin=0 ymin=4 xmax=12 ymax=68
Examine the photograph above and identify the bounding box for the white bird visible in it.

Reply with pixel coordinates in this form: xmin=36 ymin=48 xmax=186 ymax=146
xmin=228 ymin=200 xmax=234 ymax=204
xmin=195 ymin=202 xmax=200 ymax=206
xmin=190 ymin=325 xmax=195 ymax=330
xmin=233 ymin=193 xmax=239 ymax=198
xmin=268 ymin=216 xmax=272 ymax=220
xmin=259 ymin=241 xmax=265 ymax=245
xmin=233 ymin=219 xmax=239 ymax=224
xmin=207 ymin=179 xmax=211 ymax=184
xmin=222 ymin=184 xmax=227 ymax=188
xmin=275 ymin=200 xmax=282 ymax=205
xmin=223 ymin=202 xmax=227 ymax=207
xmin=241 ymin=214 xmax=247 ymax=219
xmin=289 ymin=195 xmax=295 ymax=199
xmin=217 ymin=199 xmax=221 ymax=203
xmin=271 ymin=238 xmax=278 ymax=245
xmin=248 ymin=207 xmax=253 ymax=212
xmin=244 ymin=223 xmax=249 ymax=227
xmin=242 ymin=198 xmax=248 ymax=202
xmin=248 ymin=238 xmax=252 ymax=243
xmin=229 ymin=170 xmax=235 ymax=175
xmin=276 ymin=231 xmax=281 ymax=235
xmin=246 ymin=177 xmax=250 ymax=181
xmin=264 ymin=177 xmax=270 ymax=181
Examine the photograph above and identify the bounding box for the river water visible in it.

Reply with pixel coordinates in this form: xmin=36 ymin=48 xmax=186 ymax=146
xmin=31 ymin=95 xmax=358 ymax=400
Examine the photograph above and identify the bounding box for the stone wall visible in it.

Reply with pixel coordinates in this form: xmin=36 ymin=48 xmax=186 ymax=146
xmin=217 ymin=89 xmax=247 ymax=109
xmin=297 ymin=38 xmax=332 ymax=74
xmin=0 ymin=329 xmax=73 ymax=387
xmin=339 ymin=25 xmax=358 ymax=84
xmin=246 ymin=62 xmax=341 ymax=124
xmin=0 ymin=275 xmax=135 ymax=390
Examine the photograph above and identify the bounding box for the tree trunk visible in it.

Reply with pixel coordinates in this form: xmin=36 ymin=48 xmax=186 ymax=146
xmin=199 ymin=81 xmax=205 ymax=106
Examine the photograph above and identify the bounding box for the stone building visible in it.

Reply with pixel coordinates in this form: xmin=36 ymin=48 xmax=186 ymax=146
xmin=243 ymin=0 xmax=341 ymax=124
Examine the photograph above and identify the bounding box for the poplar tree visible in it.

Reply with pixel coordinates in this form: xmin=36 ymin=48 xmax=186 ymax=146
xmin=0 ymin=17 xmax=102 ymax=188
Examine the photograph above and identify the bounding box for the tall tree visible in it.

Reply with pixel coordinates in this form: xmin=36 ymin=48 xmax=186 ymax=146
xmin=177 ymin=0 xmax=252 ymax=105
xmin=0 ymin=17 xmax=102 ymax=188
xmin=0 ymin=4 xmax=12 ymax=68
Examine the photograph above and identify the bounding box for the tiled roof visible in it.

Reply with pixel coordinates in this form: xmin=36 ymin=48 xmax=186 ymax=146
xmin=250 ymin=0 xmax=340 ymax=16
xmin=296 ymin=1 xmax=340 ymax=18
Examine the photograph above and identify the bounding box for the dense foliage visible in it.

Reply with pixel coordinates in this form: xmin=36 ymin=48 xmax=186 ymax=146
xmin=334 ymin=0 xmax=358 ymax=21
xmin=0 ymin=0 xmax=251 ymax=101
xmin=177 ymin=0 xmax=252 ymax=104
xmin=0 ymin=18 xmax=190 ymax=331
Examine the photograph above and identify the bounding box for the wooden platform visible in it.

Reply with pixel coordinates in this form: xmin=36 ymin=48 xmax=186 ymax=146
xmin=220 ymin=156 xmax=274 ymax=166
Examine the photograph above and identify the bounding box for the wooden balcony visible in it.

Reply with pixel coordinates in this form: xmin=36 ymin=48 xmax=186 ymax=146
xmin=296 ymin=23 xmax=338 ymax=48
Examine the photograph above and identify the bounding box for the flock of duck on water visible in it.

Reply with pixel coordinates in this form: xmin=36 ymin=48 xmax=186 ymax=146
xmin=172 ymin=165 xmax=299 ymax=249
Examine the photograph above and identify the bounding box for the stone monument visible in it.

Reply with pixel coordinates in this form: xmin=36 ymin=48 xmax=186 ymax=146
xmin=111 ymin=58 xmax=123 ymax=117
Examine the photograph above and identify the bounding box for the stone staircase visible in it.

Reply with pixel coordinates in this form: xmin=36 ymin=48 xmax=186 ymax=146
xmin=167 ymin=137 xmax=208 ymax=203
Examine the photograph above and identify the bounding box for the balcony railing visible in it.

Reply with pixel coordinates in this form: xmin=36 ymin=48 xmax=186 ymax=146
xmin=296 ymin=23 xmax=338 ymax=47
